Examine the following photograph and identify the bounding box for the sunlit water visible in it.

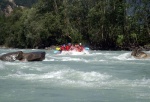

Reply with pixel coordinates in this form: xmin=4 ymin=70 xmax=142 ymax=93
xmin=0 ymin=49 xmax=150 ymax=102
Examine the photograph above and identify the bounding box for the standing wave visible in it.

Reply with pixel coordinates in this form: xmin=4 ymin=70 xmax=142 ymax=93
xmin=1 ymin=68 xmax=150 ymax=89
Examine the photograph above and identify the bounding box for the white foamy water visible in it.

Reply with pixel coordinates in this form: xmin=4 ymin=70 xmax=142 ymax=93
xmin=0 ymin=49 xmax=150 ymax=102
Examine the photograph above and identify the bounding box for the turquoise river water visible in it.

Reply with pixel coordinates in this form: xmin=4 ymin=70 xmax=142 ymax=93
xmin=0 ymin=49 xmax=150 ymax=102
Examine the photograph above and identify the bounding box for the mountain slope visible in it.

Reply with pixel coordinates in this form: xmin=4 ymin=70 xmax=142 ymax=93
xmin=0 ymin=0 xmax=38 ymax=16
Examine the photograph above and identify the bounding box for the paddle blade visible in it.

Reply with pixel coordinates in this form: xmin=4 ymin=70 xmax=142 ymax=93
xmin=84 ymin=47 xmax=90 ymax=50
xmin=54 ymin=50 xmax=60 ymax=54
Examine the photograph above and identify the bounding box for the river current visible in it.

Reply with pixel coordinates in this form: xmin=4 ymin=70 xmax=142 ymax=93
xmin=0 ymin=49 xmax=150 ymax=102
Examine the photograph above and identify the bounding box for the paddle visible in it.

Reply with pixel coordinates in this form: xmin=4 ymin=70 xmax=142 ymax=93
xmin=53 ymin=47 xmax=61 ymax=54
xmin=84 ymin=47 xmax=90 ymax=50
xmin=54 ymin=50 xmax=60 ymax=54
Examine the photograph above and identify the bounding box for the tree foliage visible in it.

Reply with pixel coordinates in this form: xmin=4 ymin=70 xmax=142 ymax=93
xmin=0 ymin=0 xmax=149 ymax=50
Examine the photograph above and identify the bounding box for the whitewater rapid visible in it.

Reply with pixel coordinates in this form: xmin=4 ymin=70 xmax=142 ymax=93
xmin=0 ymin=50 xmax=150 ymax=87
xmin=0 ymin=49 xmax=150 ymax=102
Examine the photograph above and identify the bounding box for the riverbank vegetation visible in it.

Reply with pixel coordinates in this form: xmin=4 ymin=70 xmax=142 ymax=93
xmin=0 ymin=0 xmax=149 ymax=50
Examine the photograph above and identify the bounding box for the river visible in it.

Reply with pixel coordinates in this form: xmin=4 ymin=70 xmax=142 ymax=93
xmin=0 ymin=49 xmax=150 ymax=102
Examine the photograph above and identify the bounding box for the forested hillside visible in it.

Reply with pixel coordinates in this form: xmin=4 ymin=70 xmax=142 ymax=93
xmin=0 ymin=0 xmax=149 ymax=50
xmin=14 ymin=0 xmax=38 ymax=7
xmin=0 ymin=0 xmax=38 ymax=16
xmin=0 ymin=0 xmax=37 ymax=8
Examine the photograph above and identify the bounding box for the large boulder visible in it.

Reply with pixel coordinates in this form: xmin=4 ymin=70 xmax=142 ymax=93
xmin=0 ymin=51 xmax=23 ymax=61
xmin=131 ymin=48 xmax=150 ymax=59
xmin=21 ymin=51 xmax=46 ymax=61
xmin=0 ymin=51 xmax=46 ymax=62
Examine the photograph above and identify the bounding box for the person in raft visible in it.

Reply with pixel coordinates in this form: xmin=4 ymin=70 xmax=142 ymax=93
xmin=60 ymin=43 xmax=84 ymax=52
xmin=74 ymin=43 xmax=84 ymax=52
xmin=79 ymin=43 xmax=84 ymax=52
xmin=60 ymin=43 xmax=71 ymax=52
xmin=65 ymin=43 xmax=72 ymax=51
xmin=60 ymin=44 xmax=66 ymax=52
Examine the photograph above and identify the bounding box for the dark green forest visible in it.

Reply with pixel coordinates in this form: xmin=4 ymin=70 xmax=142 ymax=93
xmin=0 ymin=0 xmax=150 ymax=50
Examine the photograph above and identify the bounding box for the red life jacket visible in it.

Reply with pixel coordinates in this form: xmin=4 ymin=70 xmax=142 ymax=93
xmin=60 ymin=46 xmax=65 ymax=51
xmin=65 ymin=45 xmax=70 ymax=51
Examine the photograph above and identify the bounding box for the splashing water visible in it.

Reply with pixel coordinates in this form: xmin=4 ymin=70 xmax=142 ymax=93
xmin=0 ymin=49 xmax=150 ymax=102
